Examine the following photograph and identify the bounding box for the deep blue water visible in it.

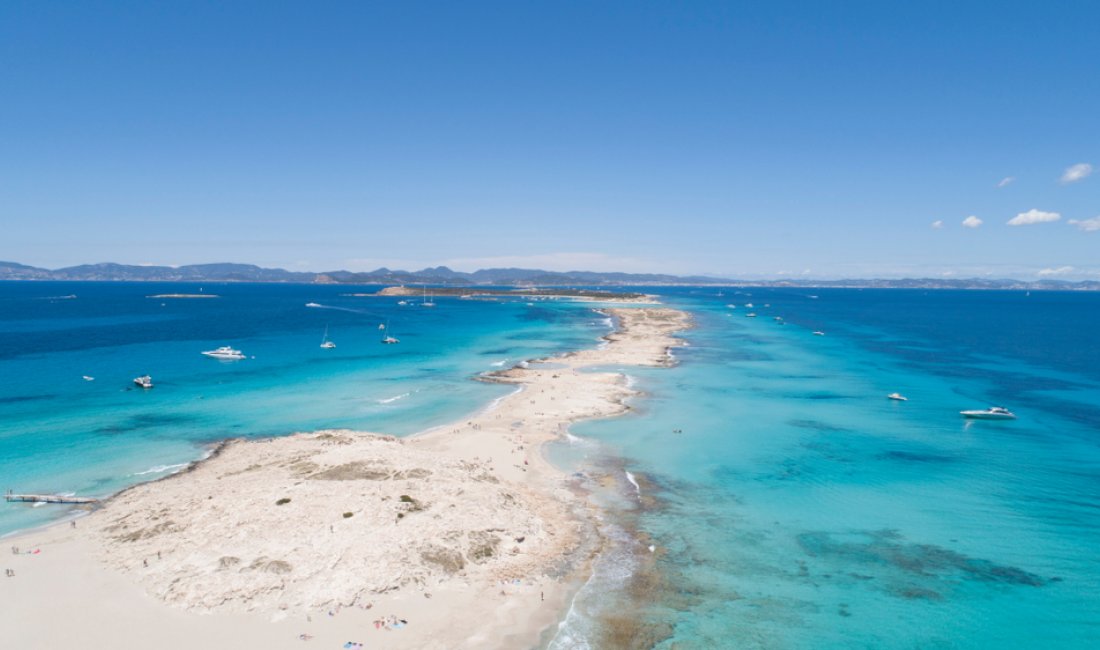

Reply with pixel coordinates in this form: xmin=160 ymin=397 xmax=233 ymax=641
xmin=552 ymin=287 xmax=1100 ymax=649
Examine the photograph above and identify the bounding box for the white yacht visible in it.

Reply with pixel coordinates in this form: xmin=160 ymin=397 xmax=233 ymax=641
xmin=133 ymin=375 xmax=153 ymax=389
xmin=202 ymin=346 xmax=246 ymax=360
xmin=887 ymin=392 xmax=907 ymax=401
xmin=320 ymin=326 xmax=336 ymax=349
xmin=82 ymin=375 xmax=95 ymax=381
xmin=745 ymin=312 xmax=757 ymax=318
xmin=813 ymin=331 xmax=825 ymax=336
xmin=960 ymin=407 xmax=1016 ymax=420
xmin=397 ymin=300 xmax=408 ymax=306
xmin=381 ymin=334 xmax=400 ymax=344
xmin=305 ymin=302 xmax=321 ymax=308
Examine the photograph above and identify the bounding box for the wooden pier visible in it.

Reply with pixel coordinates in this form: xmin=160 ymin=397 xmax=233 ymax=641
xmin=4 ymin=491 xmax=99 ymax=505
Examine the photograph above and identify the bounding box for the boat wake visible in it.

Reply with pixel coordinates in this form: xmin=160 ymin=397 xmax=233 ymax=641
xmin=306 ymin=303 xmax=368 ymax=314
xmin=377 ymin=392 xmax=412 ymax=405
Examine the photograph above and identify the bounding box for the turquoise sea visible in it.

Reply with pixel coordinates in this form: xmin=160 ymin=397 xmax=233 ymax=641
xmin=552 ymin=288 xmax=1100 ymax=649
xmin=3 ymin=283 xmax=1099 ymax=648
xmin=0 ymin=282 xmax=609 ymax=535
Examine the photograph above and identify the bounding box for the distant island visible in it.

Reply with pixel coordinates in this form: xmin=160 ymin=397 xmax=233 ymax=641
xmin=1 ymin=260 xmax=1097 ymax=291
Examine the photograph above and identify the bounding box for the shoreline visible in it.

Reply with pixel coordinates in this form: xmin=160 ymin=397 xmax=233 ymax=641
xmin=0 ymin=307 xmax=690 ymax=649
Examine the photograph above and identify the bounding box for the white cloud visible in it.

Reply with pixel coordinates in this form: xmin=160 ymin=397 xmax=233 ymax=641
xmin=996 ymin=176 xmax=1015 ymax=188
xmin=961 ymin=216 xmax=983 ymax=228
xmin=930 ymin=220 xmax=944 ymax=229
xmin=1038 ymin=266 xmax=1075 ymax=277
xmin=1007 ymin=209 xmax=1061 ymax=226
xmin=1060 ymin=163 xmax=1093 ymax=184
xmin=1068 ymin=216 xmax=1100 ymax=232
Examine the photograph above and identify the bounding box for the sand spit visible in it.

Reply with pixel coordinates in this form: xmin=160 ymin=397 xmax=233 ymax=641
xmin=1 ymin=307 xmax=689 ymax=650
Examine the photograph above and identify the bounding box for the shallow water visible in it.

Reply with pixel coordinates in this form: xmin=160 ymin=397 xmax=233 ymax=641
xmin=5 ymin=283 xmax=1099 ymax=648
xmin=0 ymin=281 xmax=609 ymax=535
xmin=554 ymin=288 xmax=1100 ymax=649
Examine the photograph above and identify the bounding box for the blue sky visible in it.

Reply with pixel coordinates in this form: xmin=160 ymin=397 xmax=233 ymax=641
xmin=1 ymin=1 xmax=1097 ymax=279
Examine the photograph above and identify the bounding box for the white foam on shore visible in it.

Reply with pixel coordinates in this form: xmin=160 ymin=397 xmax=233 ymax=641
xmin=485 ymin=386 xmax=524 ymax=414
xmin=548 ymin=521 xmax=641 ymax=650
xmin=133 ymin=463 xmax=189 ymax=477
xmin=490 ymin=358 xmax=509 ymax=367
xmin=564 ymin=432 xmax=594 ymax=447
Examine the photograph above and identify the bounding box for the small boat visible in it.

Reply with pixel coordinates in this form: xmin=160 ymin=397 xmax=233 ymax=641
xmin=320 ymin=326 xmax=336 ymax=349
xmin=305 ymin=302 xmax=321 ymax=308
xmin=421 ymin=286 xmax=436 ymax=308
xmin=961 ymin=407 xmax=1016 ymax=420
xmin=745 ymin=303 xmax=754 ymax=308
xmin=380 ymin=320 xmax=399 ymax=344
xmin=773 ymin=316 xmax=783 ymax=321
xmin=887 ymin=392 xmax=907 ymax=401
xmin=726 ymin=304 xmax=736 ymax=309
xmin=133 ymin=375 xmax=153 ymax=389
xmin=813 ymin=331 xmax=825 ymax=336
xmin=745 ymin=313 xmax=757 ymax=318
xmin=202 ymin=346 xmax=246 ymax=360
xmin=397 ymin=300 xmax=408 ymax=306
xmin=82 ymin=375 xmax=95 ymax=382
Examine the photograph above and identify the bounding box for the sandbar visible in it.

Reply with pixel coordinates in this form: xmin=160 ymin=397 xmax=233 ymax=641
xmin=0 ymin=307 xmax=689 ymax=649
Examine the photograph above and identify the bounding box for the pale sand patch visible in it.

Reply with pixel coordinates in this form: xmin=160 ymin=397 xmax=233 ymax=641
xmin=0 ymin=307 xmax=689 ymax=649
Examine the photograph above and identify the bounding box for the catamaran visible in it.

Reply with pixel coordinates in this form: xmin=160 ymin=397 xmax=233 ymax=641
xmin=133 ymin=375 xmax=153 ymax=389
xmin=380 ymin=320 xmax=399 ymax=344
xmin=320 ymin=326 xmax=336 ymax=349
xmin=421 ymin=286 xmax=436 ymax=308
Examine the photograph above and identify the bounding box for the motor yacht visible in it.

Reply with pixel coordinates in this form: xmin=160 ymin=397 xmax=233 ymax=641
xmin=202 ymin=346 xmax=246 ymax=360
xmin=960 ymin=406 xmax=1016 ymax=420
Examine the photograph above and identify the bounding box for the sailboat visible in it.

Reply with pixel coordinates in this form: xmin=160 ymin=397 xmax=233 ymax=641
xmin=320 ymin=325 xmax=336 ymax=349
xmin=421 ymin=285 xmax=436 ymax=308
xmin=380 ymin=320 xmax=399 ymax=344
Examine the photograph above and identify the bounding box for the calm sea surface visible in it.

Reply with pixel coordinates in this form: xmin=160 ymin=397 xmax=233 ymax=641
xmin=0 ymin=281 xmax=608 ymax=534
xmin=3 ymin=283 xmax=1098 ymax=648
xmin=552 ymin=288 xmax=1100 ymax=649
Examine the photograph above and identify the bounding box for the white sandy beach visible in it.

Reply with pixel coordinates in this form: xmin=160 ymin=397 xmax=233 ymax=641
xmin=0 ymin=307 xmax=689 ymax=650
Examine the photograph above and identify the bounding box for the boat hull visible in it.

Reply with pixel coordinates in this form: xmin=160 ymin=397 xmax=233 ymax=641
xmin=960 ymin=411 xmax=1016 ymax=420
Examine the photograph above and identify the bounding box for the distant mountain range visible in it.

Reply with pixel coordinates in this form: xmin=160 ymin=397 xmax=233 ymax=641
xmin=1 ymin=260 xmax=1097 ymax=290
